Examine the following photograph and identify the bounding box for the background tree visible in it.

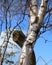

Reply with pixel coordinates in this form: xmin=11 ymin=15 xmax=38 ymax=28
xmin=0 ymin=0 xmax=52 ymax=65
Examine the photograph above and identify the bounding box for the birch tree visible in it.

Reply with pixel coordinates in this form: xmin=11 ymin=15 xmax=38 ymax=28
xmin=19 ymin=0 xmax=48 ymax=65
xmin=0 ymin=0 xmax=52 ymax=65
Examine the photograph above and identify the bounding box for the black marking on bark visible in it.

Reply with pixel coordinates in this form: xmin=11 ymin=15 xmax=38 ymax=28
xmin=31 ymin=16 xmax=38 ymax=25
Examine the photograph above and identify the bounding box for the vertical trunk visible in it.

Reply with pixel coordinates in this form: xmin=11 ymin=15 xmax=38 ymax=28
xmin=19 ymin=0 xmax=38 ymax=65
xmin=18 ymin=0 xmax=48 ymax=65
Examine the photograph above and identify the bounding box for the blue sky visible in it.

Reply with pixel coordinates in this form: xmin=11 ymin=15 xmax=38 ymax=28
xmin=34 ymin=31 xmax=52 ymax=65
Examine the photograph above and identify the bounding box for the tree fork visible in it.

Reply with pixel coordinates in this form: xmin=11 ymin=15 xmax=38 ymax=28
xmin=13 ymin=0 xmax=48 ymax=65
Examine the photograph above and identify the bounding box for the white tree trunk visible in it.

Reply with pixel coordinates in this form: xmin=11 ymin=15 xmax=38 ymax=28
xmin=19 ymin=0 xmax=48 ymax=65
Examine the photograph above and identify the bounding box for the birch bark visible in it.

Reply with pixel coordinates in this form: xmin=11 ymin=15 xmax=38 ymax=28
xmin=19 ymin=0 xmax=48 ymax=65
